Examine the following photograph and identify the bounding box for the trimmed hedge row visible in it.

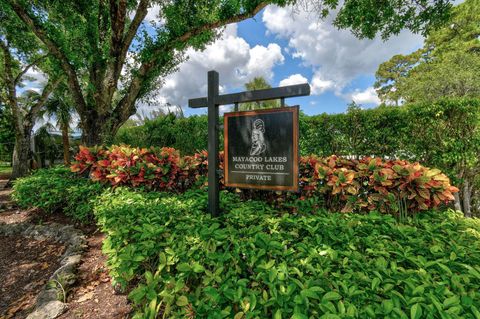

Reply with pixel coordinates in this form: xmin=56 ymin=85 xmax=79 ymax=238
xmin=71 ymin=145 xmax=457 ymax=214
xmin=13 ymin=173 xmax=480 ymax=318
xmin=95 ymin=187 xmax=480 ymax=318
xmin=113 ymin=98 xmax=480 ymax=215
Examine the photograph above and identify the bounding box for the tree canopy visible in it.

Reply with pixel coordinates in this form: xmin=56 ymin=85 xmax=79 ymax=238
xmin=374 ymin=0 xmax=480 ymax=104
xmin=1 ymin=0 xmax=455 ymax=145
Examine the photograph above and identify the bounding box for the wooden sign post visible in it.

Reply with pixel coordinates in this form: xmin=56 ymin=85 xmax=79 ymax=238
xmin=188 ymin=70 xmax=310 ymax=216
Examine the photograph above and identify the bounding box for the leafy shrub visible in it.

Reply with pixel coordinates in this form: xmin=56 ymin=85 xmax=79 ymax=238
xmin=13 ymin=166 xmax=104 ymax=222
xmin=300 ymin=155 xmax=458 ymax=214
xmin=113 ymin=99 xmax=480 ymax=216
xmin=71 ymin=145 xmax=190 ymax=192
xmin=94 ymin=188 xmax=480 ymax=318
xmin=114 ymin=114 xmax=209 ymax=155
xmin=73 ymin=146 xmax=458 ymax=214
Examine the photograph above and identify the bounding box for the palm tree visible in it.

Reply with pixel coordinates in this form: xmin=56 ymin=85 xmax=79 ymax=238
xmin=239 ymin=77 xmax=280 ymax=111
xmin=42 ymin=87 xmax=74 ymax=165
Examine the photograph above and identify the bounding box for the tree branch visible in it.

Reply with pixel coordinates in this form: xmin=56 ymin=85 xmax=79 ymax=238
xmin=14 ymin=55 xmax=47 ymax=85
xmin=109 ymin=0 xmax=127 ymax=60
xmin=117 ymin=0 xmax=148 ymax=79
xmin=6 ymin=0 xmax=87 ymax=115
xmin=102 ymin=0 xmax=149 ymax=114
xmin=113 ymin=2 xmax=268 ymax=125
xmin=0 ymin=40 xmax=18 ymax=112
xmin=176 ymin=2 xmax=268 ymax=43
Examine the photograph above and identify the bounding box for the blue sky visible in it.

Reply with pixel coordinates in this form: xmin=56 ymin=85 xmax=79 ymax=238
xmin=153 ymin=5 xmax=424 ymax=118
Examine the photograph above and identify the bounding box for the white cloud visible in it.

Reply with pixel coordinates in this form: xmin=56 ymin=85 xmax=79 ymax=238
xmin=310 ymin=73 xmax=336 ymax=95
xmin=348 ymin=87 xmax=381 ymax=105
xmin=279 ymin=73 xmax=308 ymax=87
xmin=18 ymin=67 xmax=48 ymax=98
xmin=262 ymin=4 xmax=423 ymax=99
xmin=144 ymin=5 xmax=161 ymax=23
xmin=146 ymin=24 xmax=284 ymax=113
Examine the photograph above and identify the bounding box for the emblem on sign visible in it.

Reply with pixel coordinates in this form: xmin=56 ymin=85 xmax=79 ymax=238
xmin=250 ymin=119 xmax=266 ymax=156
xmin=224 ymin=106 xmax=299 ymax=191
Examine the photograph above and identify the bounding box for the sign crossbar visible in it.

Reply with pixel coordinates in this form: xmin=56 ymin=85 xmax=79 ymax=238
xmin=189 ymin=83 xmax=310 ymax=108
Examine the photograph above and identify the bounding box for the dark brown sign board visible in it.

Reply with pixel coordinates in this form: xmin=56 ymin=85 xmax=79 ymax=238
xmin=224 ymin=106 xmax=299 ymax=191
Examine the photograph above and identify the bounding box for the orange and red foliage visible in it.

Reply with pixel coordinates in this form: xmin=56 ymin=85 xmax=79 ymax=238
xmin=72 ymin=146 xmax=458 ymax=213
xmin=72 ymin=145 xmax=185 ymax=191
xmin=299 ymin=155 xmax=458 ymax=213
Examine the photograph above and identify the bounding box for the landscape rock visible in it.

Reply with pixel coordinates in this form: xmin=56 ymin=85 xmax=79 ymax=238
xmin=26 ymin=301 xmax=66 ymax=319
xmin=0 ymin=222 xmax=85 ymax=318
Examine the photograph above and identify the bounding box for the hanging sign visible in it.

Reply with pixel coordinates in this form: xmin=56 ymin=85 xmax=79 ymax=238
xmin=224 ymin=106 xmax=299 ymax=191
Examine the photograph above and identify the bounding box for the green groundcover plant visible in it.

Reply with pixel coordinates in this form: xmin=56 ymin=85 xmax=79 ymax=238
xmin=94 ymin=187 xmax=480 ymax=319
xmin=12 ymin=166 xmax=104 ymax=223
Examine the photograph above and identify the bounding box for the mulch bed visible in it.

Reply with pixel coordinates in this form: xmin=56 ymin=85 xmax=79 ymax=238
xmin=0 ymin=235 xmax=65 ymax=319
xmin=57 ymin=233 xmax=130 ymax=319
xmin=0 ymin=176 xmax=132 ymax=319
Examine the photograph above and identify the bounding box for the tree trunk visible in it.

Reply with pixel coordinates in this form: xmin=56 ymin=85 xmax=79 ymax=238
xmin=61 ymin=121 xmax=70 ymax=165
xmin=453 ymin=192 xmax=463 ymax=213
xmin=462 ymin=180 xmax=472 ymax=218
xmin=11 ymin=132 xmax=32 ymax=180
xmin=81 ymin=110 xmax=122 ymax=146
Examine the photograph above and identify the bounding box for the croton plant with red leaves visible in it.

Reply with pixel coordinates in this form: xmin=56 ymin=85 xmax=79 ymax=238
xmin=299 ymin=155 xmax=458 ymax=213
xmin=72 ymin=145 xmax=187 ymax=191
xmin=72 ymin=146 xmax=458 ymax=214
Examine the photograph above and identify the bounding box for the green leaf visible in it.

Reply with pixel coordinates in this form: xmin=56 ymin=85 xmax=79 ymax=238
xmin=337 ymin=300 xmax=346 ymax=314
xmin=443 ymin=296 xmax=460 ymax=308
xmin=412 ymin=286 xmax=424 ymax=296
xmin=148 ymin=297 xmax=157 ymax=316
xmin=176 ymin=295 xmax=189 ymax=307
xmin=471 ymin=305 xmax=480 ymax=319
xmin=382 ymin=299 xmax=394 ymax=314
xmin=176 ymin=263 xmax=191 ymax=272
xmin=410 ymin=303 xmax=422 ymax=319
xmin=234 ymin=312 xmax=244 ymax=319
xmin=192 ymin=263 xmax=205 ymax=273
xmin=322 ymin=292 xmax=341 ymax=302
xmin=301 ymin=288 xmax=320 ymax=300
xmin=371 ymin=277 xmax=381 ymax=290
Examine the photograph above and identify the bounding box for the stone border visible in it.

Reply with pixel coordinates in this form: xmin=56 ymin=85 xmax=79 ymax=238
xmin=0 ymin=222 xmax=86 ymax=319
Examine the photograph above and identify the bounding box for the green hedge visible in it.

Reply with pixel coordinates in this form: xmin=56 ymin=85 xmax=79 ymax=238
xmin=12 ymin=168 xmax=480 ymax=317
xmin=12 ymin=167 xmax=104 ymax=223
xmin=114 ymin=98 xmax=480 ymax=215
xmin=94 ymin=187 xmax=480 ymax=318
xmin=114 ymin=114 xmax=208 ymax=156
xmin=114 ymin=99 xmax=480 ymax=171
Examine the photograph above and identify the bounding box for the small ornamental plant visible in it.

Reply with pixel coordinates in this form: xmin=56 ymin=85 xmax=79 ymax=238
xmin=72 ymin=145 xmax=188 ymax=191
xmin=71 ymin=145 xmax=458 ymax=214
xmin=299 ymin=155 xmax=458 ymax=214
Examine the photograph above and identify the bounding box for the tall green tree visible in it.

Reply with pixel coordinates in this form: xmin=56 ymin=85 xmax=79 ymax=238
xmin=0 ymin=15 xmax=60 ymax=179
xmin=375 ymin=0 xmax=480 ymax=104
xmin=2 ymin=0 xmax=453 ymax=145
xmin=239 ymin=77 xmax=279 ymax=111
xmin=0 ymin=103 xmax=14 ymax=164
